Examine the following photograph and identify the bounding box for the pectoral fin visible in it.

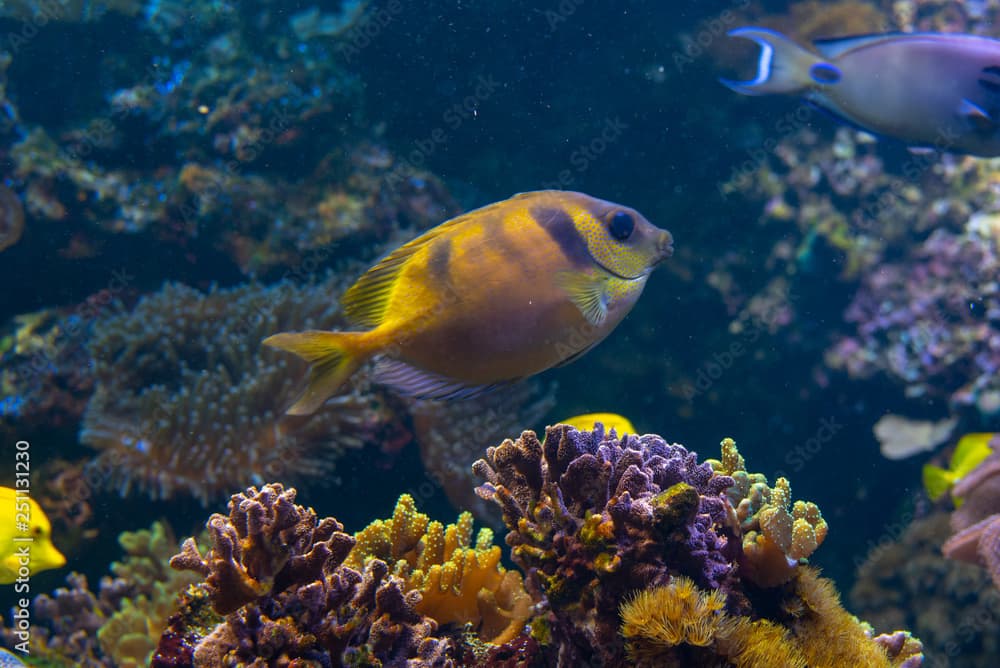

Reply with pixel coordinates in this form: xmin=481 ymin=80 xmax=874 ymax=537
xmin=555 ymin=271 xmax=608 ymax=327
xmin=959 ymin=98 xmax=996 ymax=133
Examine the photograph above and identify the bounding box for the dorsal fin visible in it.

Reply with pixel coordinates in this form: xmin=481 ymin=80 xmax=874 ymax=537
xmin=812 ymin=32 xmax=905 ymax=59
xmin=341 ymin=195 xmax=532 ymax=327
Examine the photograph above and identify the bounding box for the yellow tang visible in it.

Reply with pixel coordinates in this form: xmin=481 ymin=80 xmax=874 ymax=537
xmin=922 ymin=433 xmax=996 ymax=504
xmin=560 ymin=412 xmax=637 ymax=435
xmin=266 ymin=191 xmax=673 ymax=414
xmin=1 ymin=487 xmax=66 ymax=584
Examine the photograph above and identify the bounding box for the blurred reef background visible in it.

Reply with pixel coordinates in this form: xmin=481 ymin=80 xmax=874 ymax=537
xmin=0 ymin=0 xmax=998 ymax=665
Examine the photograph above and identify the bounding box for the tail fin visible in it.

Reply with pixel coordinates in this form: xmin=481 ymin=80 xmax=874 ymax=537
xmin=721 ymin=27 xmax=823 ymax=95
xmin=263 ymin=330 xmax=368 ymax=415
xmin=921 ymin=463 xmax=954 ymax=502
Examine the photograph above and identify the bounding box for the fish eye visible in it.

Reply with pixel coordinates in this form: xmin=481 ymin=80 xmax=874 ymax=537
xmin=608 ymin=211 xmax=634 ymax=241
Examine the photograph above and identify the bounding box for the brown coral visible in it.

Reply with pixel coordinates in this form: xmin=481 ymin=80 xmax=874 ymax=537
xmin=346 ymin=493 xmax=533 ymax=645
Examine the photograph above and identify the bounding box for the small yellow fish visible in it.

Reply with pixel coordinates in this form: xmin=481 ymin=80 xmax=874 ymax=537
xmin=1 ymin=487 xmax=66 ymax=584
xmin=560 ymin=412 xmax=637 ymax=435
xmin=266 ymin=191 xmax=673 ymax=414
xmin=922 ymin=433 xmax=996 ymax=503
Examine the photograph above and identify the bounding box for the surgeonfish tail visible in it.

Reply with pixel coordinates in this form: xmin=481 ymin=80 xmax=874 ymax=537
xmin=921 ymin=463 xmax=954 ymax=502
xmin=721 ymin=27 xmax=824 ymax=95
xmin=262 ymin=330 xmax=368 ymax=415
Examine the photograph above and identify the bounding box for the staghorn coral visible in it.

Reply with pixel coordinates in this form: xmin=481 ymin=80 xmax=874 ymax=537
xmin=708 ymin=437 xmax=828 ymax=587
xmin=345 ymin=493 xmax=533 ymax=646
xmin=472 ymin=424 xmax=741 ymax=666
xmin=159 ymin=483 xmax=456 ymax=666
xmin=80 ymin=275 xmax=408 ymax=504
xmin=852 ymin=512 xmax=1000 ymax=667
xmin=0 ymin=521 xmax=203 ymax=668
xmin=943 ymin=449 xmax=1000 ymax=589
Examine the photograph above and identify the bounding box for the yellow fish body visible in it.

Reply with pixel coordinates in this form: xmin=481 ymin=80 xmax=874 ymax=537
xmin=560 ymin=412 xmax=637 ymax=435
xmin=923 ymin=432 xmax=996 ymax=503
xmin=266 ymin=191 xmax=673 ymax=414
xmin=1 ymin=486 xmax=66 ymax=584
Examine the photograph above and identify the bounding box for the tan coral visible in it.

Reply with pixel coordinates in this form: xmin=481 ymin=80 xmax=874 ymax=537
xmin=347 ymin=494 xmax=532 ymax=645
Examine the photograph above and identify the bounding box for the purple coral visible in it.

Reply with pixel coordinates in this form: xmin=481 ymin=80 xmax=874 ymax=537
xmin=473 ymin=424 xmax=739 ymax=665
xmin=828 ymin=228 xmax=1000 ymax=417
xmin=159 ymin=483 xmax=453 ymax=666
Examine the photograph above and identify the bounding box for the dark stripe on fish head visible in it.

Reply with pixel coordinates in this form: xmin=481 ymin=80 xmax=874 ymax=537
xmin=532 ymin=205 xmax=593 ymax=268
xmin=426 ymin=236 xmax=452 ymax=284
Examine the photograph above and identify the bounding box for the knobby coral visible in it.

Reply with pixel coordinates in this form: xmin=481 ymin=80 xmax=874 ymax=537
xmin=81 ymin=276 xmax=407 ymax=503
xmin=708 ymin=437 xmax=828 ymax=587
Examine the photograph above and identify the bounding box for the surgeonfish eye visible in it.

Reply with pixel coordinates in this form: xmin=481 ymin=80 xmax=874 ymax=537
xmin=809 ymin=62 xmax=842 ymax=85
xmin=609 ymin=211 xmax=634 ymax=241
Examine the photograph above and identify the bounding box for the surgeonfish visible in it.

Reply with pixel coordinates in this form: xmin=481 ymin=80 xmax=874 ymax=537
xmin=560 ymin=412 xmax=637 ymax=436
xmin=1 ymin=486 xmax=66 ymax=584
xmin=722 ymin=27 xmax=1000 ymax=156
xmin=922 ymin=432 xmax=996 ymax=504
xmin=265 ymin=191 xmax=673 ymax=415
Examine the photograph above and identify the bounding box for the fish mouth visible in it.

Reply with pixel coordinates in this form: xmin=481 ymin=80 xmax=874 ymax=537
xmin=652 ymin=231 xmax=675 ymax=266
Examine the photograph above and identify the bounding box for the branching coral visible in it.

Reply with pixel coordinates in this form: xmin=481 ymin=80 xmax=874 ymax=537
xmin=708 ymin=437 xmax=828 ymax=587
xmin=346 ymin=493 xmax=533 ymax=645
xmin=81 ymin=276 xmax=406 ymax=503
xmin=472 ymin=424 xmax=740 ymax=665
xmin=161 ymin=483 xmax=465 ymax=665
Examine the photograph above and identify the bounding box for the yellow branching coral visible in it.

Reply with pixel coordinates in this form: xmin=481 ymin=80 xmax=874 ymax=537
xmin=347 ymin=494 xmax=532 ymax=645
xmin=709 ymin=437 xmax=828 ymax=586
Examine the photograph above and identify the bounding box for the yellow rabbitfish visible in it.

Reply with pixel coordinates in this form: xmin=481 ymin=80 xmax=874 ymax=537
xmin=922 ymin=433 xmax=996 ymax=504
xmin=1 ymin=487 xmax=66 ymax=584
xmin=560 ymin=412 xmax=637 ymax=436
xmin=266 ymin=191 xmax=674 ymax=414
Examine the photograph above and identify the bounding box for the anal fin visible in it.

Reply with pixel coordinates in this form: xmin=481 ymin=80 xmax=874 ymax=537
xmin=374 ymin=358 xmax=512 ymax=400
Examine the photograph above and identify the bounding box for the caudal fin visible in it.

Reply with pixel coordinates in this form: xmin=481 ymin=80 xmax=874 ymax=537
xmin=921 ymin=463 xmax=954 ymax=502
xmin=721 ymin=27 xmax=824 ymax=95
xmin=263 ymin=330 xmax=367 ymax=415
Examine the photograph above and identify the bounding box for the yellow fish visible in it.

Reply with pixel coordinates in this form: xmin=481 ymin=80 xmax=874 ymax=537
xmin=560 ymin=412 xmax=637 ymax=435
xmin=266 ymin=191 xmax=673 ymax=414
xmin=922 ymin=433 xmax=996 ymax=504
xmin=1 ymin=487 xmax=66 ymax=584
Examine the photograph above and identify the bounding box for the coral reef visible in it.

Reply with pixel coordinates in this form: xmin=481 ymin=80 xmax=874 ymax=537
xmin=475 ymin=425 xmax=786 ymax=664
xmin=160 ymin=483 xmax=466 ymax=665
xmin=852 ymin=512 xmax=1000 ymax=667
xmin=828 ymin=224 xmax=1000 ymax=418
xmin=942 ymin=448 xmax=1000 ymax=589
xmin=709 ymin=437 xmax=828 ymax=587
xmin=80 ymin=275 xmax=408 ymax=504
xmin=621 ymin=569 xmax=923 ymax=668
xmin=0 ymin=521 xmax=202 ymax=668
xmin=345 ymin=493 xmax=533 ymax=645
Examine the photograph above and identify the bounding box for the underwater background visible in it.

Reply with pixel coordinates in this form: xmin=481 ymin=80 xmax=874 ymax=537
xmin=0 ymin=0 xmax=997 ymax=665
